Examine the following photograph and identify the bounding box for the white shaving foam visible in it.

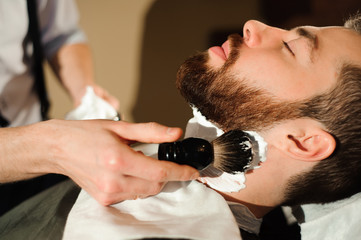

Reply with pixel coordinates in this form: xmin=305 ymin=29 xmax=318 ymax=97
xmin=198 ymin=167 xmax=247 ymax=192
xmin=187 ymin=108 xmax=268 ymax=193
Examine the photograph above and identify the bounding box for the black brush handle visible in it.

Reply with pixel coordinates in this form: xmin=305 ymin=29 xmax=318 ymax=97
xmin=158 ymin=138 xmax=214 ymax=170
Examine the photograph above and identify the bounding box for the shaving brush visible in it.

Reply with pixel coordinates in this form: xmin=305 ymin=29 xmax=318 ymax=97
xmin=158 ymin=130 xmax=254 ymax=174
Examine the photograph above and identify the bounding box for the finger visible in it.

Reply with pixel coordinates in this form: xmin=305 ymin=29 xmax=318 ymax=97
xmin=110 ymin=121 xmax=183 ymax=143
xmin=117 ymin=148 xmax=199 ymax=182
xmin=104 ymin=95 xmax=120 ymax=110
xmin=88 ymin=176 xmax=167 ymax=205
xmin=111 ymin=193 xmax=151 ymax=202
xmin=97 ymin=193 xmax=146 ymax=205
xmin=92 ymin=85 xmax=120 ymax=110
xmin=108 ymin=178 xmax=167 ymax=202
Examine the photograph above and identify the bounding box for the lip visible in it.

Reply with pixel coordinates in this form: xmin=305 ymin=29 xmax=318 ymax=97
xmin=221 ymin=40 xmax=230 ymax=59
xmin=208 ymin=40 xmax=231 ymax=61
xmin=209 ymin=46 xmax=227 ymax=60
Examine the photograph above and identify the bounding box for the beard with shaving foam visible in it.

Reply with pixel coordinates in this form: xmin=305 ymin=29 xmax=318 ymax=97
xmin=176 ymin=33 xmax=302 ymax=132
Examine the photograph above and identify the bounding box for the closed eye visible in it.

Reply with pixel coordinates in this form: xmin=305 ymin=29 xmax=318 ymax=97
xmin=283 ymin=41 xmax=295 ymax=56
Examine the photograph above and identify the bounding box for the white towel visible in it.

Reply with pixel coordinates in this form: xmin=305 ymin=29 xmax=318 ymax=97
xmin=65 ymin=86 xmax=119 ymax=121
xmin=294 ymin=192 xmax=361 ymax=240
xmin=63 ymin=180 xmax=242 ymax=240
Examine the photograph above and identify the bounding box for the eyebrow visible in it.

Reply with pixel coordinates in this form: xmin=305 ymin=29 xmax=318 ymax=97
xmin=293 ymin=27 xmax=319 ymax=63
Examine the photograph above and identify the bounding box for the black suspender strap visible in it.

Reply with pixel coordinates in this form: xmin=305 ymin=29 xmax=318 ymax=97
xmin=0 ymin=112 xmax=9 ymax=127
xmin=26 ymin=0 xmax=50 ymax=120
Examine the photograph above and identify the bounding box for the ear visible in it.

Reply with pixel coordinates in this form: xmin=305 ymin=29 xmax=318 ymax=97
xmin=285 ymin=129 xmax=336 ymax=162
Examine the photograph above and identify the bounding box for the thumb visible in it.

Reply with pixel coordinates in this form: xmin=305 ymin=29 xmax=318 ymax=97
xmin=110 ymin=121 xmax=183 ymax=143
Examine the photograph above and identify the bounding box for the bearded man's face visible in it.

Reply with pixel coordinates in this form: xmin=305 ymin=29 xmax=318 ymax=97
xmin=176 ymin=33 xmax=301 ymax=131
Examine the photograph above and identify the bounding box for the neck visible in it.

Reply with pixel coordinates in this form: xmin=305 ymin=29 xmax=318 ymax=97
xmin=221 ymin=193 xmax=274 ymax=218
xmin=218 ymin=146 xmax=290 ymax=218
xmin=219 ymin=168 xmax=283 ymax=218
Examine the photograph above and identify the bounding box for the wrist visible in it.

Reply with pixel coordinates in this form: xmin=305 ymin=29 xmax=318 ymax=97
xmin=0 ymin=120 xmax=64 ymax=183
xmin=68 ymin=84 xmax=90 ymax=107
xmin=32 ymin=120 xmax=67 ymax=175
xmin=0 ymin=125 xmax=42 ymax=182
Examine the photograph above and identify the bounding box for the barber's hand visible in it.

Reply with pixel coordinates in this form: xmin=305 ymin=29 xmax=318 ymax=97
xmin=91 ymin=84 xmax=120 ymax=110
xmin=44 ymin=120 xmax=199 ymax=205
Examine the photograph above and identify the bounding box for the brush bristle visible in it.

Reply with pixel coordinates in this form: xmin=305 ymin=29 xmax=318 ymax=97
xmin=212 ymin=130 xmax=253 ymax=174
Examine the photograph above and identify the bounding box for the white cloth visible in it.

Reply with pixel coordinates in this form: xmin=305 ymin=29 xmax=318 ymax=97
xmin=65 ymin=86 xmax=119 ymax=121
xmin=63 ymin=180 xmax=242 ymax=240
xmin=63 ymin=105 xmax=263 ymax=239
xmin=293 ymin=192 xmax=361 ymax=240
xmin=0 ymin=0 xmax=86 ymax=127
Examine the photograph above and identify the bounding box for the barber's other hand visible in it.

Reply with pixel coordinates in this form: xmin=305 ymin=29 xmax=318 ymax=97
xmin=43 ymin=120 xmax=199 ymax=205
xmin=74 ymin=84 xmax=120 ymax=110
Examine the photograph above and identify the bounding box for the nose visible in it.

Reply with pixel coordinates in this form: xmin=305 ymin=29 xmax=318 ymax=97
xmin=243 ymin=20 xmax=284 ymax=48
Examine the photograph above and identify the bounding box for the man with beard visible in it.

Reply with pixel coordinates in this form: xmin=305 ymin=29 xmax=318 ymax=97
xmin=64 ymin=14 xmax=361 ymax=240
xmin=176 ymin=13 xmax=361 ymax=238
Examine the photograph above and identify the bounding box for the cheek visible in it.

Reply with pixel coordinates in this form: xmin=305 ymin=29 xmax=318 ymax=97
xmin=231 ymin=52 xmax=312 ymax=100
xmin=232 ymin=54 xmax=287 ymax=91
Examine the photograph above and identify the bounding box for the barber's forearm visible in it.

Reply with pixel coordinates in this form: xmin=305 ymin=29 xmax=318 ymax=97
xmin=0 ymin=122 xmax=56 ymax=183
xmin=50 ymin=43 xmax=96 ymax=106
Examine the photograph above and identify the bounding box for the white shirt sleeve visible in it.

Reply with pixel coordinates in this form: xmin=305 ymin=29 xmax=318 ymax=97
xmin=37 ymin=0 xmax=87 ymax=59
